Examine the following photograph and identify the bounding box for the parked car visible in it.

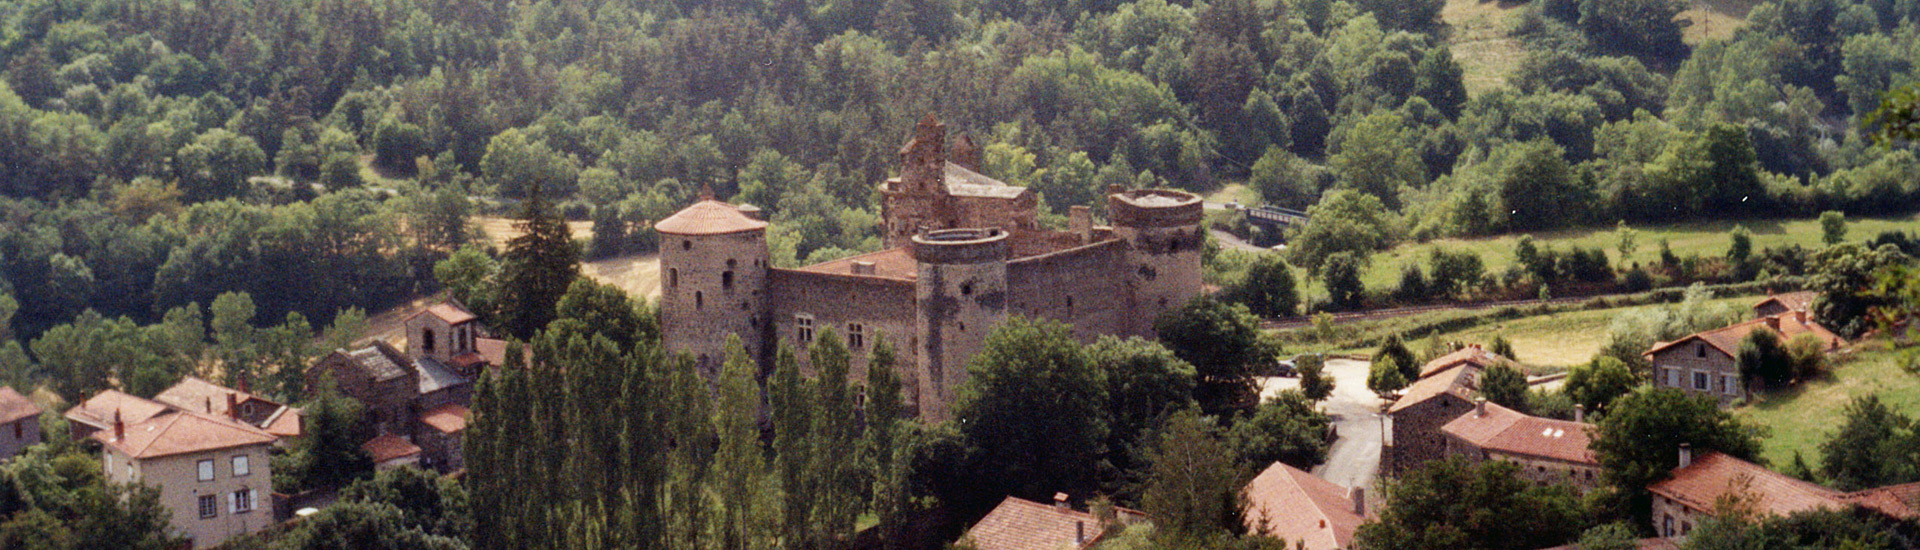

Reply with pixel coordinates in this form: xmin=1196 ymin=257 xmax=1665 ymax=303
xmin=1273 ymin=358 xmax=1298 ymax=377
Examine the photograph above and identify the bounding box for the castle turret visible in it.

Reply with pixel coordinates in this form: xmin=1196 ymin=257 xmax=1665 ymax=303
xmin=911 ymin=228 xmax=1009 ymax=421
xmin=656 ymin=195 xmax=772 ymax=374
xmin=1109 ymin=188 xmax=1205 ymax=336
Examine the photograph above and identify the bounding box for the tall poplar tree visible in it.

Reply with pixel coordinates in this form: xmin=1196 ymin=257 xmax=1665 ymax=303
xmin=714 ymin=335 xmax=770 ymax=550
xmin=865 ymin=335 xmax=910 ymax=548
xmin=769 ymin=344 xmax=815 ymax=547
xmin=498 ymin=182 xmax=579 ymax=339
xmin=810 ymin=330 xmax=861 ymax=546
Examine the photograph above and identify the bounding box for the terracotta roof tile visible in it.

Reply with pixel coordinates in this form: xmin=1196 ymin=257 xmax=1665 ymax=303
xmin=1649 ymin=452 xmax=1843 ymax=517
xmin=1646 ymin=314 xmax=1845 ymax=358
xmin=93 ymin=409 xmax=277 ymax=459
xmin=1753 ymin=291 xmax=1817 ymax=313
xmin=655 ymin=200 xmax=768 ymax=236
xmin=1441 ymin=402 xmax=1596 ymax=465
xmin=963 ymin=496 xmax=1134 ymax=550
xmin=64 ymin=390 xmax=172 ymax=431
xmin=0 ymin=387 xmax=41 ymax=425
xmin=476 ymin=337 xmax=512 ymax=367
xmin=1843 ymin=481 xmax=1920 ymax=519
xmin=1419 ymin=346 xmax=1508 ymax=379
xmin=1242 ymin=462 xmax=1364 ymax=550
xmin=152 ymin=376 xmax=302 ymax=437
xmin=362 ymin=434 xmax=422 ymax=463
xmin=792 ymin=247 xmax=919 ymax=281
xmin=425 ymin=303 xmax=477 ymax=325
xmin=421 ymin=404 xmax=470 ymax=434
xmin=1389 ymin=364 xmax=1479 ymax=414
xmin=1538 ymin=538 xmax=1680 ymax=550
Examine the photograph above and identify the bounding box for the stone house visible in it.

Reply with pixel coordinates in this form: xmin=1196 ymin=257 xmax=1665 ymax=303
xmin=1241 ymin=462 xmax=1366 ymax=550
xmin=1752 ymin=291 xmax=1816 ymax=318
xmin=363 ymin=433 xmax=423 ymax=471
xmin=1387 ymin=346 xmax=1508 ymax=473
xmin=961 ymin=493 xmax=1147 ymax=550
xmin=0 ymin=387 xmax=42 ymax=460
xmin=657 ymin=115 xmax=1205 ymax=421
xmin=1441 ymin=400 xmax=1601 ymax=491
xmin=1644 ymin=312 xmax=1844 ymax=406
xmin=95 ymin=407 xmax=278 ymax=549
xmin=305 ymin=301 xmax=489 ymax=473
xmin=64 ymin=389 xmax=174 ymax=440
xmin=1648 ymin=447 xmax=1920 ymax=540
xmin=152 ymin=376 xmax=302 ymax=442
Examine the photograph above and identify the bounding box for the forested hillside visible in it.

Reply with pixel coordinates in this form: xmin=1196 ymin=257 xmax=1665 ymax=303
xmin=2 ymin=0 xmax=1918 ymax=348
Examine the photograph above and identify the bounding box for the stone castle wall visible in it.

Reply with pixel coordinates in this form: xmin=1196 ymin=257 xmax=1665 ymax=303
xmin=1007 ymin=239 xmax=1134 ymax=341
xmin=767 ymin=270 xmax=917 ymax=403
xmin=659 ymin=230 xmax=770 ymax=371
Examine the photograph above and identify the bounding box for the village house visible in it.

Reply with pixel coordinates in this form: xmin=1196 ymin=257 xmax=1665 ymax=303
xmin=1649 ymin=446 xmax=1920 ymax=539
xmin=1387 ymin=345 xmax=1510 ymax=473
xmin=152 ymin=376 xmax=302 ymax=442
xmin=1751 ymin=291 xmax=1816 ymax=319
xmin=305 ymin=300 xmax=496 ymax=473
xmin=961 ymin=493 xmax=1147 ymax=550
xmin=0 ymin=386 xmax=43 ymax=460
xmin=95 ymin=405 xmax=278 ymax=549
xmin=1241 ymin=462 xmax=1367 ymax=550
xmin=656 ymin=115 xmax=1205 ymax=421
xmin=64 ymin=389 xmax=177 ymax=440
xmin=1441 ymin=400 xmax=1601 ymax=491
xmin=1644 ymin=312 xmax=1844 ymax=406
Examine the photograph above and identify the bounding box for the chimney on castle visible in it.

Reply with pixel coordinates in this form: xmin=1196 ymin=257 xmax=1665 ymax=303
xmin=1575 ymin=403 xmax=1586 ymax=423
xmin=1053 ymin=492 xmax=1070 ymax=511
xmin=1069 ymin=206 xmax=1093 ymax=242
xmin=1349 ymin=487 xmax=1366 ymax=516
xmin=950 ymin=133 xmax=981 ymax=171
xmin=1474 ymin=397 xmax=1487 ymax=417
xmin=226 ymin=393 xmax=239 ymax=421
xmin=901 ymin=114 xmax=948 ymax=192
xmin=113 ymin=409 xmax=124 ymax=441
xmin=1678 ymin=443 xmax=1693 ymax=469
xmin=1075 ymin=521 xmax=1086 ymax=544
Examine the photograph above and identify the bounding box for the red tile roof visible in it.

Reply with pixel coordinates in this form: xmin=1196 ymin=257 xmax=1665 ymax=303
xmin=1843 ymin=481 xmax=1920 ymax=520
xmin=792 ymin=247 xmax=919 ymax=281
xmin=1645 ymin=314 xmax=1845 ymax=359
xmin=408 ymin=302 xmax=478 ymax=326
xmin=1419 ymin=346 xmax=1508 ymax=379
xmin=476 ymin=337 xmax=511 ymax=367
xmin=1538 ymin=538 xmax=1680 ymax=550
xmin=362 ymin=434 xmax=423 ymax=464
xmin=654 ymin=200 xmax=768 ymax=236
xmin=963 ymin=496 xmax=1135 ymax=550
xmin=1389 ymin=363 xmax=1478 ymax=414
xmin=1441 ymin=402 xmax=1596 ymax=465
xmin=152 ymin=376 xmax=302 ymax=437
xmin=420 ymin=404 xmax=470 ymax=434
xmin=1753 ymin=291 xmax=1817 ymax=313
xmin=1242 ymin=462 xmax=1364 ymax=550
xmin=1649 ymin=452 xmax=1843 ymax=517
xmin=0 ymin=387 xmax=41 ymax=425
xmin=64 ymin=390 xmax=172 ymax=431
xmin=93 ymin=409 xmax=278 ymax=459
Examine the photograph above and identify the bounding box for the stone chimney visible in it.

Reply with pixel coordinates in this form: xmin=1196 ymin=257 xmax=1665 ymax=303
xmin=851 ymin=261 xmax=876 ymax=276
xmin=226 ymin=393 xmax=239 ymax=421
xmin=237 ymin=374 xmax=250 ymax=395
xmin=1069 ymin=206 xmax=1093 ymax=242
xmin=204 ymin=396 xmax=213 ymax=413
xmin=1474 ymin=397 xmax=1487 ymax=416
xmin=1794 ymin=310 xmax=1808 ymax=324
xmin=1075 ymin=521 xmax=1086 ymax=544
xmin=737 ymin=204 xmax=765 ymax=221
xmin=950 ymin=133 xmax=981 ymax=171
xmin=1054 ymin=492 xmax=1070 ymax=511
xmin=1765 ymin=315 xmax=1781 ymax=331
xmin=1349 ymin=487 xmax=1366 ymax=516
xmin=113 ymin=409 xmax=124 ymax=441
xmin=1575 ymin=403 xmax=1586 ymax=423
xmin=1679 ymin=443 xmax=1693 ymax=469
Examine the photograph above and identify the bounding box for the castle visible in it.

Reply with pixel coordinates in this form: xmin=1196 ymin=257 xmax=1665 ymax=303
xmin=656 ymin=115 xmax=1205 ymax=420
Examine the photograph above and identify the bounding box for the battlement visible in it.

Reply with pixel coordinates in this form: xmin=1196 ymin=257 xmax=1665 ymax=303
xmin=1107 ymin=189 xmax=1203 ymax=227
xmin=911 ymin=228 xmax=1010 ymax=264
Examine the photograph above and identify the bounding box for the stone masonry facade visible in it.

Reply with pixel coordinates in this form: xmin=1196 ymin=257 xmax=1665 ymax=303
xmin=658 ymin=115 xmax=1205 ymax=421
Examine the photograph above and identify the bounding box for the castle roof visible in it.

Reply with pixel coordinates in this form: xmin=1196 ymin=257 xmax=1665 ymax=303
xmin=793 ymin=247 xmax=919 ymax=281
xmin=943 ymin=164 xmax=1027 ymax=199
xmin=1242 ymin=462 xmax=1364 ymax=550
xmin=1441 ymin=401 xmax=1596 ymax=465
xmin=414 ymin=356 xmax=468 ymax=395
xmin=344 ymin=342 xmax=413 ymax=383
xmin=655 ymin=200 xmax=767 ymax=236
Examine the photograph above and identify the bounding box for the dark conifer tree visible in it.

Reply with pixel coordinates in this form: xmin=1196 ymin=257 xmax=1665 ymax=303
xmin=498 ymin=182 xmax=579 ymax=339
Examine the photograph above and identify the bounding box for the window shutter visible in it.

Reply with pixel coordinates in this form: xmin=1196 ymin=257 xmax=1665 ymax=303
xmin=228 ymin=492 xmax=236 ymax=513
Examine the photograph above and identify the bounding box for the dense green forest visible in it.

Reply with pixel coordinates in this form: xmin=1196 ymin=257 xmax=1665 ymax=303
xmin=3 ymin=0 xmax=1920 ymax=348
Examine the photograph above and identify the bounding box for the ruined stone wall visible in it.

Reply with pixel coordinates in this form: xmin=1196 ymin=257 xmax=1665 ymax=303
xmin=767 ymin=270 xmax=918 ymax=405
xmin=951 ymin=194 xmax=1038 ymax=235
xmin=659 ymin=230 xmax=770 ymax=372
xmin=1007 ymin=239 xmax=1133 ymax=342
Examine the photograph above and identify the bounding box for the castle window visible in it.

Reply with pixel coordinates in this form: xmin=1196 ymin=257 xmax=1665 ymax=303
xmin=848 ymin=323 xmax=865 ymax=349
xmin=796 ymin=315 xmax=815 ymax=344
xmin=696 ymin=291 xmax=704 ymax=310
xmin=682 ymin=240 xmax=692 ymax=250
xmin=670 ymin=268 xmax=679 ymax=288
xmin=723 ymin=271 xmax=735 ymax=291
xmin=961 ymin=282 xmax=973 ymax=296
xmin=423 ymin=329 xmax=436 ymax=354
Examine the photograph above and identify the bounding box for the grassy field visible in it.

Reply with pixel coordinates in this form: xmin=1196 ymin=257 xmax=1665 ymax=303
xmin=1443 ymin=0 xmax=1531 ymax=96
xmin=1344 ymin=214 xmax=1920 ymax=293
xmin=1418 ymin=295 xmax=1756 ymax=367
xmin=1681 ymin=0 xmax=1764 ymax=44
xmin=1737 ymin=343 xmax=1920 ymax=469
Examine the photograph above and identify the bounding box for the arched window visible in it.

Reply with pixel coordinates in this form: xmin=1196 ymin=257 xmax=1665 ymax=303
xmin=722 ymin=271 xmax=735 ymax=291
xmin=682 ymin=240 xmax=692 ymax=250
xmin=422 ymin=329 xmax=436 ymax=353
xmin=669 ymin=268 xmax=679 ymax=288
xmin=695 ymin=291 xmax=704 ymax=310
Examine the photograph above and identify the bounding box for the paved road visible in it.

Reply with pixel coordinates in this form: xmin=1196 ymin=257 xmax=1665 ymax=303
xmin=1259 ymin=358 xmax=1384 ymax=490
